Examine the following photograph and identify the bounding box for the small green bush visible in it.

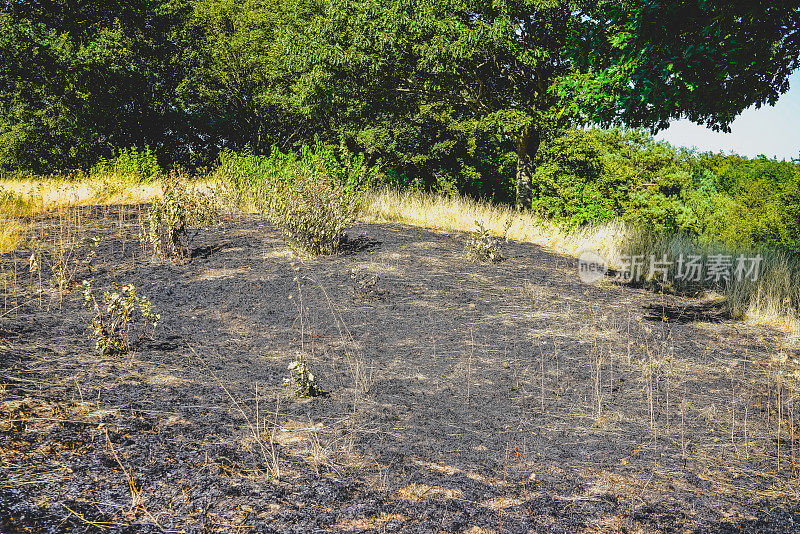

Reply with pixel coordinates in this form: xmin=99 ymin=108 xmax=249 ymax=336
xmin=216 ymin=140 xmax=377 ymax=255
xmin=284 ymin=352 xmax=320 ymax=397
xmin=82 ymin=279 xmax=160 ymax=355
xmin=142 ymin=170 xmax=220 ymax=260
xmin=465 ymin=219 xmax=511 ymax=263
xmin=91 ymin=146 xmax=162 ymax=183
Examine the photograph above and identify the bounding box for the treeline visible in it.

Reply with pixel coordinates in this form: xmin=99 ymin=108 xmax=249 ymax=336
xmin=0 ymin=0 xmax=320 ymax=173
xmin=1 ymin=0 xmax=798 ymax=253
xmin=530 ymin=129 xmax=800 ymax=255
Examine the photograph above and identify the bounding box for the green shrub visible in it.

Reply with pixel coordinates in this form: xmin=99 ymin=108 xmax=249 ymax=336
xmin=91 ymin=146 xmax=162 ymax=182
xmin=702 ymin=159 xmax=800 ymax=255
xmin=465 ymin=219 xmax=511 ymax=263
xmin=216 ymin=140 xmax=377 ymax=255
xmin=142 ymin=170 xmax=220 ymax=260
xmin=284 ymin=352 xmax=320 ymax=397
xmin=82 ymin=279 xmax=159 ymax=355
xmin=531 ymin=128 xmax=705 ymax=233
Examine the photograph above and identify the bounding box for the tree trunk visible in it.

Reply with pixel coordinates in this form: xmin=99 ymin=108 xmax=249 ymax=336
xmin=515 ymin=127 xmax=541 ymax=211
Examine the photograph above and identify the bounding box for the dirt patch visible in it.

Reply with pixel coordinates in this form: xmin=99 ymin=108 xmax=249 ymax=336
xmin=1 ymin=204 xmax=800 ymax=532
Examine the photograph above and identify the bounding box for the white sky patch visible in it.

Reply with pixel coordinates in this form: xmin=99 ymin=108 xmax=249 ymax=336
xmin=655 ymin=70 xmax=800 ymax=160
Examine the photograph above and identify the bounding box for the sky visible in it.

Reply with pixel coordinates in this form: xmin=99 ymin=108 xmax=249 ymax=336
xmin=654 ymin=70 xmax=800 ymax=161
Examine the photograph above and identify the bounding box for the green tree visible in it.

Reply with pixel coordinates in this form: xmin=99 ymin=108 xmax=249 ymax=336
xmin=178 ymin=0 xmax=317 ymax=159
xmin=571 ymin=2 xmax=800 ymax=133
xmin=290 ymin=0 xmax=587 ymax=206
xmin=702 ymin=155 xmax=800 ymax=253
xmin=286 ymin=0 xmax=800 ymax=208
xmin=531 ymin=128 xmax=708 ymax=233
xmin=0 ymin=0 xmax=192 ymax=173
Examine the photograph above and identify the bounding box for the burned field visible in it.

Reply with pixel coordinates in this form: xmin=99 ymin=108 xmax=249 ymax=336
xmin=1 ymin=205 xmax=800 ymax=533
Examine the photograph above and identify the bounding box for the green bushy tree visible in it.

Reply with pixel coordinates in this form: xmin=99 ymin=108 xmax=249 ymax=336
xmin=531 ymin=128 xmax=709 ymax=233
xmin=216 ymin=140 xmax=377 ymax=255
xmin=0 ymin=0 xmax=193 ymax=173
xmin=703 ymin=156 xmax=800 ymax=253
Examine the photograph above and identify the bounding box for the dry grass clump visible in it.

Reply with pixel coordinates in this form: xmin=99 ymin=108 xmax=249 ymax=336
xmin=1 ymin=174 xmax=160 ymax=210
xmin=0 ymin=218 xmax=23 ymax=255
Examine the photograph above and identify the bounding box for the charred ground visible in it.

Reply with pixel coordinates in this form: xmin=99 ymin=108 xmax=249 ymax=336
xmin=1 ymin=205 xmax=799 ymax=533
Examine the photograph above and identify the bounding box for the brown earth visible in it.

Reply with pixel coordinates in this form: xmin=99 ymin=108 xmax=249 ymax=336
xmin=1 ymin=204 xmax=799 ymax=533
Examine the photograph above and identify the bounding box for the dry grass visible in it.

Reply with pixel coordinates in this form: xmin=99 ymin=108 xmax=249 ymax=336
xmin=363 ymin=188 xmax=641 ymax=267
xmin=0 ymin=219 xmax=23 ymax=255
xmin=1 ymin=175 xmax=161 ymax=210
xmin=0 ymin=174 xmax=161 ymax=256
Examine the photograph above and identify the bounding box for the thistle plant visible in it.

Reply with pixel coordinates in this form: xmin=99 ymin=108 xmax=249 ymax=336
xmin=82 ymin=279 xmax=159 ymax=355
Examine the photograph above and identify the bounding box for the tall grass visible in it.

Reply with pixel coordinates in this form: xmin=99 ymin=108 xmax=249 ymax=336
xmin=365 ymin=187 xmax=800 ymax=337
xmin=364 ymin=187 xmax=636 ymax=263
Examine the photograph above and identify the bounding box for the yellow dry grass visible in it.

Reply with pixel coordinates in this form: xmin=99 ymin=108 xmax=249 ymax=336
xmin=365 ymin=188 xmax=635 ymax=268
xmin=0 ymin=218 xmax=23 ymax=255
xmin=363 ymin=188 xmax=645 ymax=267
xmin=332 ymin=513 xmax=406 ymax=531
xmin=0 ymin=175 xmax=161 ymax=212
xmin=0 ymin=174 xmax=162 ymax=255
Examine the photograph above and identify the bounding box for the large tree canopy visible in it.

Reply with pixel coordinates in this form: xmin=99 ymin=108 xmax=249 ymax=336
xmin=0 ymin=0 xmax=798 ymax=190
xmin=283 ymin=0 xmax=800 ymax=207
xmin=569 ymin=1 xmax=800 ymax=131
xmin=177 ymin=0 xmax=318 ymax=158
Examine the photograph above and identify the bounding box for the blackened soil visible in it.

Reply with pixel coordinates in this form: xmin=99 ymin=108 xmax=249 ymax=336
xmin=1 ymin=205 xmax=799 ymax=533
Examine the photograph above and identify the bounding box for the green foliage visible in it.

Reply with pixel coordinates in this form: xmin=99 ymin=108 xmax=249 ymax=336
xmin=532 ymin=129 xmax=704 ymax=233
xmin=0 ymin=0 xmax=194 ymax=173
xmin=360 ymin=107 xmax=519 ymax=202
xmin=287 ymin=0 xmax=800 ymax=208
xmin=178 ymin=0 xmax=314 ymax=159
xmin=82 ymin=279 xmax=160 ymax=355
xmin=703 ymin=156 xmax=800 ymax=254
xmin=284 ymin=351 xmax=320 ymax=397
xmin=91 ymin=147 xmax=162 ymax=182
xmin=465 ymin=219 xmax=511 ymax=263
xmin=216 ymin=140 xmax=376 ymax=255
xmin=532 ymin=128 xmax=800 ymax=255
xmin=143 ymin=170 xmax=220 ymax=260
xmin=564 ymin=2 xmax=800 ymax=133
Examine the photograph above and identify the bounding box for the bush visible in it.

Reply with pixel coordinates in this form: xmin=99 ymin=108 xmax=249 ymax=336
xmin=531 ymin=128 xmax=705 ymax=233
xmin=703 ymin=157 xmax=800 ymax=255
xmin=533 ymin=130 xmax=800 ymax=255
xmin=216 ymin=140 xmax=377 ymax=255
xmin=284 ymin=352 xmax=320 ymax=397
xmin=465 ymin=219 xmax=511 ymax=263
xmin=91 ymin=146 xmax=162 ymax=183
xmin=142 ymin=170 xmax=220 ymax=260
xmin=82 ymin=279 xmax=160 ymax=355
